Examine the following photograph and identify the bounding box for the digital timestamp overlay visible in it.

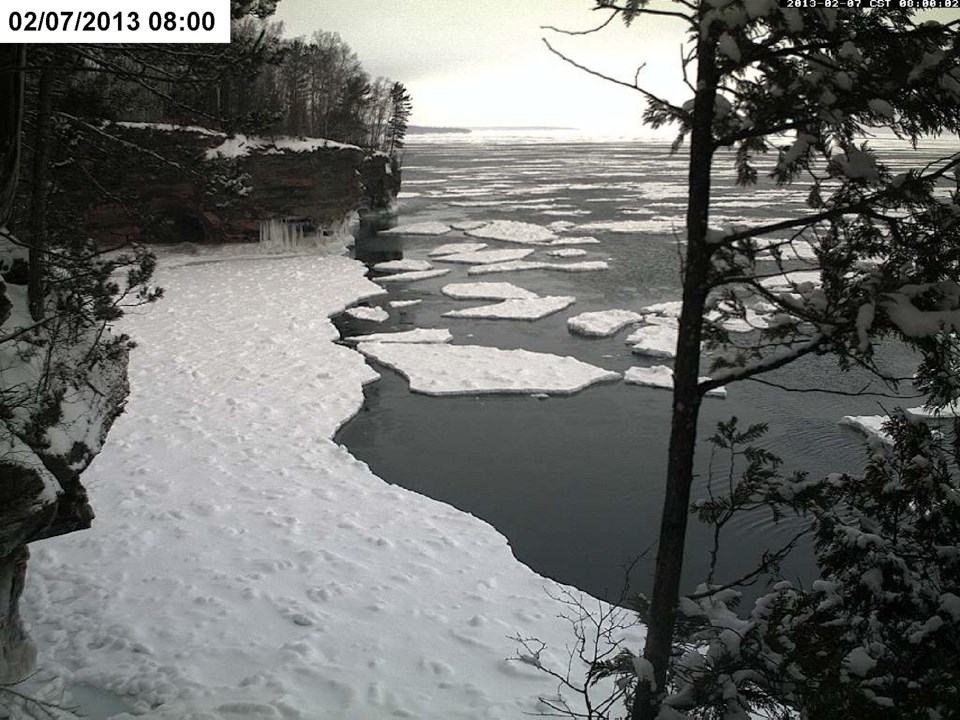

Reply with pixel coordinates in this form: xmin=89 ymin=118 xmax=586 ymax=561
xmin=780 ymin=0 xmax=959 ymax=5
xmin=1 ymin=0 xmax=230 ymax=43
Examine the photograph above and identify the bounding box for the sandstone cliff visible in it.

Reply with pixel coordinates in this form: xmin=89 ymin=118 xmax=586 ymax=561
xmin=79 ymin=123 xmax=400 ymax=247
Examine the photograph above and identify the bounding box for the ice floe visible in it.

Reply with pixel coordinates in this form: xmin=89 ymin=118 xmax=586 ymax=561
xmin=626 ymin=324 xmax=678 ymax=358
xmin=642 ymin=301 xmax=683 ymax=318
xmin=434 ymin=248 xmax=535 ymax=265
xmin=705 ymin=307 xmax=771 ymax=333
xmin=907 ymin=402 xmax=960 ymax=419
xmin=428 ymin=241 xmax=489 ymax=256
xmin=441 ymin=282 xmax=540 ymax=301
xmin=625 ymin=365 xmax=726 ymax=398
xmin=380 ymin=221 xmax=453 ymax=236
xmin=442 ymin=296 xmax=575 ymax=321
xmin=547 ymin=248 xmax=588 ymax=258
xmin=389 ymin=299 xmax=423 ymax=308
xmin=577 ymin=219 xmax=682 ymax=234
xmin=372 ymin=259 xmax=434 ymax=273
xmin=343 ymin=328 xmax=452 ymax=344
xmin=449 ymin=220 xmax=490 ymax=231
xmin=568 ymin=309 xmax=644 ymax=338
xmin=839 ymin=415 xmax=892 ymax=443
xmin=357 ymin=343 xmax=620 ymax=395
xmin=464 ymin=220 xmax=557 ymax=245
xmin=468 ymin=260 xmax=609 ymax=276
xmin=374 ymin=268 xmax=451 ymax=283
xmin=759 ymin=270 xmax=822 ymax=291
xmin=344 ymin=305 xmax=389 ymax=323
xmin=547 ymin=220 xmax=577 ymax=232
xmin=549 ymin=236 xmax=601 ymax=246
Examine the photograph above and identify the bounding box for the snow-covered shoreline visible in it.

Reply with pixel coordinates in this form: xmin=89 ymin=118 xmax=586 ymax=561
xmin=21 ymin=251 xmax=621 ymax=719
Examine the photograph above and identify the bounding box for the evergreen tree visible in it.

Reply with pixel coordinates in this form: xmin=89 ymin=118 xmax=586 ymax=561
xmin=386 ymin=81 xmax=412 ymax=156
xmin=536 ymin=2 xmax=960 ymax=717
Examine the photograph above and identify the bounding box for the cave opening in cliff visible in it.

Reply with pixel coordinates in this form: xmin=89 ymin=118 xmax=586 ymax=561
xmin=158 ymin=210 xmax=207 ymax=244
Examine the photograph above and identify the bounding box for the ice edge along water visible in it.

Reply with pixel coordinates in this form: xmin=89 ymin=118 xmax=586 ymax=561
xmin=21 ymin=252 xmax=624 ymax=720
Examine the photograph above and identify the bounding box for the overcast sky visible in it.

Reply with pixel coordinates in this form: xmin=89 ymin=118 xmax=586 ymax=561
xmin=272 ymin=0 xmax=690 ymax=133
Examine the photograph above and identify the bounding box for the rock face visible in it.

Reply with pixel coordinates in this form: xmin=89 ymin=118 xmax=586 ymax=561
xmin=0 ymin=235 xmax=129 ymax=683
xmin=77 ymin=124 xmax=400 ymax=246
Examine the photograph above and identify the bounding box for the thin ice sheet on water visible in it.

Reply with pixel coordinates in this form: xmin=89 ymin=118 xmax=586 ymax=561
xmin=380 ymin=221 xmax=453 ymax=236
xmin=568 ymin=309 xmax=643 ymax=338
xmin=442 ymin=296 xmax=575 ymax=321
xmin=375 ymin=268 xmax=451 ymax=283
xmin=441 ymin=282 xmax=539 ymax=301
xmin=344 ymin=305 xmax=389 ymax=323
xmin=468 ymin=260 xmax=609 ymax=276
xmin=464 ymin=220 xmax=557 ymax=245
xmin=435 ymin=248 xmax=535 ymax=265
xmin=428 ymin=241 xmax=489 ymax=257
xmin=625 ymin=365 xmax=726 ymax=398
xmin=343 ymin=328 xmax=452 ymax=345
xmin=372 ymin=259 xmax=434 ymax=273
xmin=357 ymin=342 xmax=620 ymax=395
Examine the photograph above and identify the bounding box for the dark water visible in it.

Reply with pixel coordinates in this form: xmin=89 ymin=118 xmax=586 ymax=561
xmin=336 ymin=135 xmax=939 ymax=603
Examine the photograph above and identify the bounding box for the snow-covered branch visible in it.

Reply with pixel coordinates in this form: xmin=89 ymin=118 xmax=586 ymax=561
xmin=700 ymin=335 xmax=825 ymax=392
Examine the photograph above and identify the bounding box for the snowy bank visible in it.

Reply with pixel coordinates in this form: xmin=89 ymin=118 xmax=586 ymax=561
xmin=22 ymin=252 xmax=619 ymax=719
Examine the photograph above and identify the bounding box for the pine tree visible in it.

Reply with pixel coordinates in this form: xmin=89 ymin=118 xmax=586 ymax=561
xmin=386 ymin=81 xmax=412 ymax=156
xmin=540 ymin=2 xmax=960 ymax=717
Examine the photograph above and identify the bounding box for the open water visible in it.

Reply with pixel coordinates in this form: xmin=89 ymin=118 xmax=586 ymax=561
xmin=335 ymin=131 xmax=953 ymax=603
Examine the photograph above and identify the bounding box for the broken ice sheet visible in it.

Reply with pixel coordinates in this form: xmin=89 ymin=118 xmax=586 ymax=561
xmin=356 ymin=343 xmax=620 ymax=396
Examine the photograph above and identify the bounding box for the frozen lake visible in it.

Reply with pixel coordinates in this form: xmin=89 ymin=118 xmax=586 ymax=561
xmin=336 ymin=132 xmax=944 ymax=603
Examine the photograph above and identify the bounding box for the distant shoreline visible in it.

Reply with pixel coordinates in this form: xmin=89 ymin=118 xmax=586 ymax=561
xmin=407 ymin=125 xmax=581 ymax=135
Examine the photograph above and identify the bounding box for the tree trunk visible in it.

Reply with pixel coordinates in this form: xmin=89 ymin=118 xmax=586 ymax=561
xmin=27 ymin=57 xmax=54 ymax=321
xmin=0 ymin=44 xmax=26 ymax=226
xmin=634 ymin=37 xmax=718 ymax=720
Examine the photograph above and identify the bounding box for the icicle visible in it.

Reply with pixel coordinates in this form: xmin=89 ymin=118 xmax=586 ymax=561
xmin=259 ymin=217 xmax=337 ymax=252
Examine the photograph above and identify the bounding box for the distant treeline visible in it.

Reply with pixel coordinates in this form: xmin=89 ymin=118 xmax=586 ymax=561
xmin=408 ymin=126 xmax=471 ymax=134
xmin=133 ymin=19 xmax=412 ymax=153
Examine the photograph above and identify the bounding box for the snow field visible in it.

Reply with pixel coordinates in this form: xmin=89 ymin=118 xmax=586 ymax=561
xmin=23 ymin=253 xmax=615 ymax=719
